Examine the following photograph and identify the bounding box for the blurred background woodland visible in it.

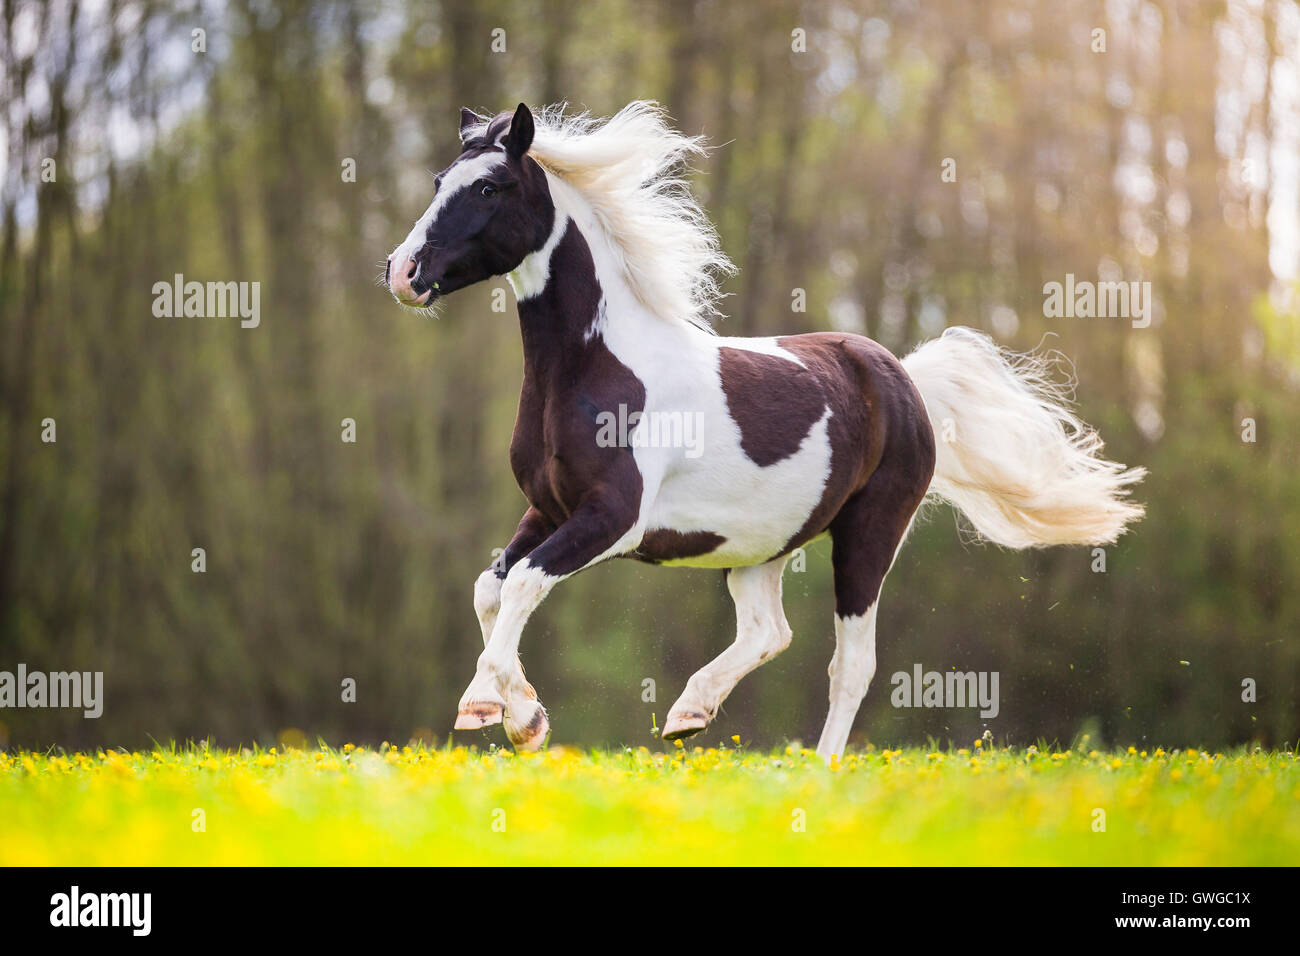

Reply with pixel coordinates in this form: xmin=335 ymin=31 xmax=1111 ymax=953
xmin=1 ymin=0 xmax=1297 ymax=751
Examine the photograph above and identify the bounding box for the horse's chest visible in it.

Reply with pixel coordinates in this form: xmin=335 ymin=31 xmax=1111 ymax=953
xmin=508 ymin=368 xmax=646 ymax=524
xmin=508 ymin=407 xmax=582 ymax=521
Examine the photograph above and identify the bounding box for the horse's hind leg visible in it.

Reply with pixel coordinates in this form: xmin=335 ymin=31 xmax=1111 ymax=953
xmin=815 ymin=478 xmax=923 ymax=762
xmin=662 ymin=556 xmax=792 ymax=741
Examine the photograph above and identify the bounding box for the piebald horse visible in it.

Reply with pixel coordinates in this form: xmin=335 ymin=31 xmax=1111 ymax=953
xmin=385 ymin=102 xmax=1145 ymax=761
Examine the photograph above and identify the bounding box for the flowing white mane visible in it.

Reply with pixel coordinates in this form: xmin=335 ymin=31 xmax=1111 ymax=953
xmin=470 ymin=101 xmax=735 ymax=330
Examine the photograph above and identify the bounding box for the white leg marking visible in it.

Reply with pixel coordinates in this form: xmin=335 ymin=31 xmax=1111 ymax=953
xmin=455 ymin=509 xmax=649 ymax=739
xmin=456 ymin=561 xmax=559 ymax=732
xmin=472 ymin=567 xmax=503 ymax=641
xmin=663 ymin=557 xmax=792 ymax=739
xmin=471 ymin=567 xmax=548 ymax=748
xmin=815 ymin=604 xmax=879 ymax=763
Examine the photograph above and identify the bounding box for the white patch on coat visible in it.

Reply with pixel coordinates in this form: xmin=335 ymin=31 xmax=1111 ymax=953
xmin=507 ymin=212 xmax=570 ymax=301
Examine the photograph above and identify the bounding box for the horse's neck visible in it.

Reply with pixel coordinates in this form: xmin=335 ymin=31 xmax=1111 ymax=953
xmin=511 ymin=217 xmax=600 ymax=370
xmin=510 ymin=180 xmax=683 ymax=376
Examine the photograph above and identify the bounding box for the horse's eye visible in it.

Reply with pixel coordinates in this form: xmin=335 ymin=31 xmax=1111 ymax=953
xmin=480 ymin=183 xmax=498 ymax=198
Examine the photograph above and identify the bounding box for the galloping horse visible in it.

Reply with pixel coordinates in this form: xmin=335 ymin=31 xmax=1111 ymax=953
xmin=385 ymin=102 xmax=1145 ymax=761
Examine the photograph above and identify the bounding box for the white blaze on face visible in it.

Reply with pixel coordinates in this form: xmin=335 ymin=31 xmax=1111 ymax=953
xmin=390 ymin=151 xmax=506 ymax=265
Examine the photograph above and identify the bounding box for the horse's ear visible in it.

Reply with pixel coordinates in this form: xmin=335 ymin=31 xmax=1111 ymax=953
xmin=503 ymin=103 xmax=534 ymax=158
xmin=459 ymin=107 xmax=481 ymax=142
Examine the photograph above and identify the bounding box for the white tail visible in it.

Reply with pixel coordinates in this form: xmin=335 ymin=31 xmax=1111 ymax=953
xmin=901 ymin=327 xmax=1145 ymax=548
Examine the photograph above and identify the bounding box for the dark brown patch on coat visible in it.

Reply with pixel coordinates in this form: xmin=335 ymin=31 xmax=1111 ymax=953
xmin=829 ymin=453 xmax=931 ymax=617
xmin=630 ymin=528 xmax=727 ymax=564
xmin=717 ymin=347 xmax=827 ymax=467
xmin=491 ymin=506 xmax=557 ymax=579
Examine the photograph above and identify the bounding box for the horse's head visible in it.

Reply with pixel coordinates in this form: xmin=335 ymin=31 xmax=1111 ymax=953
xmin=386 ymin=103 xmax=554 ymax=308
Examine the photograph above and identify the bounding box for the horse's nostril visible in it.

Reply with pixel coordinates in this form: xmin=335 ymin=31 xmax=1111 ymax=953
xmin=385 ymin=258 xmax=392 ymax=284
xmin=406 ymin=262 xmax=417 ymax=280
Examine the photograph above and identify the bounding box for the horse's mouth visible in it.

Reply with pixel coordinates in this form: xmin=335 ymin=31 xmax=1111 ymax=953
xmin=394 ymin=286 xmax=433 ymax=307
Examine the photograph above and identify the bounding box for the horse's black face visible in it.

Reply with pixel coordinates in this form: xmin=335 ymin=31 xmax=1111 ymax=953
xmin=387 ymin=104 xmax=554 ymax=307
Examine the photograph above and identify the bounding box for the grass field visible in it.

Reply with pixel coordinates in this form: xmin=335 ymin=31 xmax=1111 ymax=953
xmin=2 ymin=740 xmax=1297 ymax=865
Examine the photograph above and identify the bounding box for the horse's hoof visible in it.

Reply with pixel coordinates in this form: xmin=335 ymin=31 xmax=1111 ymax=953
xmin=661 ymin=710 xmax=709 ymax=741
xmin=454 ymin=701 xmax=504 ymax=730
xmin=506 ymin=703 xmax=549 ymax=752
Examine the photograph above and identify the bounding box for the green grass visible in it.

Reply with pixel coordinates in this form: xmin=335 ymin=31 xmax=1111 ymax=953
xmin=2 ymin=741 xmax=1297 ymax=865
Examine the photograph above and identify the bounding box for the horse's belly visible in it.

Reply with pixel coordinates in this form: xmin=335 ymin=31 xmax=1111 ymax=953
xmin=637 ymin=408 xmax=834 ymax=568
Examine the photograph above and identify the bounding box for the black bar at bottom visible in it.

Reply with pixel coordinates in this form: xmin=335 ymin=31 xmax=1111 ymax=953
xmin=0 ymin=866 xmax=1283 ymax=940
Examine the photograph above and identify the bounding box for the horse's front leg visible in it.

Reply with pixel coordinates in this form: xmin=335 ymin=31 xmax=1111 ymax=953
xmin=455 ymin=492 xmax=642 ymax=740
xmin=472 ymin=507 xmax=555 ymax=750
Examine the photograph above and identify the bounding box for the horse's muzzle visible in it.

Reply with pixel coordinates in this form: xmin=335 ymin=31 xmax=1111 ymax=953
xmin=387 ymin=253 xmax=432 ymax=306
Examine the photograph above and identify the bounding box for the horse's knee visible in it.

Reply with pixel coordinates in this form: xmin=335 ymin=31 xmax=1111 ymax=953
xmin=499 ymin=562 xmax=554 ymax=615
